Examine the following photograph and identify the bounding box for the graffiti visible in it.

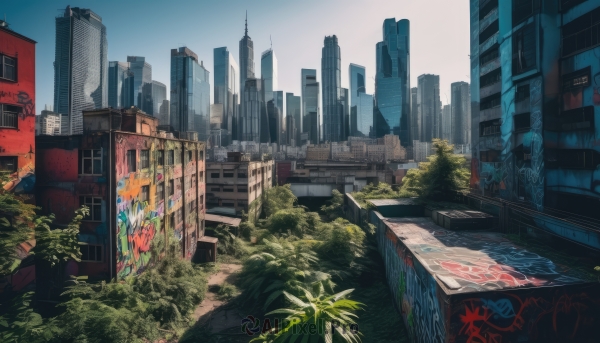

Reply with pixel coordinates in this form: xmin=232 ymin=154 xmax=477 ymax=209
xmin=2 ymin=162 xmax=35 ymax=193
xmin=0 ymin=90 xmax=35 ymax=118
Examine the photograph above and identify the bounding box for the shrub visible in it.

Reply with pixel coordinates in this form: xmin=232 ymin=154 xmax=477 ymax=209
xmin=217 ymin=282 xmax=238 ymax=300
xmin=263 ymin=185 xmax=297 ymax=217
xmin=267 ymin=208 xmax=321 ymax=238
xmin=316 ymin=218 xmax=366 ymax=267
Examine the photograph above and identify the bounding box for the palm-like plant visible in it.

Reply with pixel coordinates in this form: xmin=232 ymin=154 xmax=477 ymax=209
xmin=240 ymin=237 xmax=330 ymax=310
xmin=251 ymin=286 xmax=364 ymax=343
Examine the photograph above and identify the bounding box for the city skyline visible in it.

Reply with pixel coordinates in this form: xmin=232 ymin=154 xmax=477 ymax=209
xmin=3 ymin=0 xmax=470 ymax=112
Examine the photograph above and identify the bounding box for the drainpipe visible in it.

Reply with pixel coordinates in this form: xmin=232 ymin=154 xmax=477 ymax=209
xmin=108 ymin=122 xmax=114 ymax=279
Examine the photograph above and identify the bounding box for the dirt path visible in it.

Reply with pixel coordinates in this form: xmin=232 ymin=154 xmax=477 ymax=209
xmin=193 ymin=263 xmax=243 ymax=333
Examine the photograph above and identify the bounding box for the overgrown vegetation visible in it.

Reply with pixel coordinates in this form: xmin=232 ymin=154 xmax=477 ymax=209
xmin=351 ymin=182 xmax=414 ymax=208
xmin=401 ymin=139 xmax=470 ymax=200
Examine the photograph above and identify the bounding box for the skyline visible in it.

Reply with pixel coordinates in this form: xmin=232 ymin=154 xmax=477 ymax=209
xmin=3 ymin=0 xmax=470 ymax=113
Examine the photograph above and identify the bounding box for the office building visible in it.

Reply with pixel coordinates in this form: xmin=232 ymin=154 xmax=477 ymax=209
xmin=127 ymin=56 xmax=152 ymax=114
xmin=261 ymin=49 xmax=278 ymax=103
xmin=349 ymin=64 xmax=373 ymax=137
xmin=214 ymin=47 xmax=239 ymax=140
xmin=273 ymin=91 xmax=284 ymax=145
xmin=151 ymin=80 xmax=167 ymax=120
xmin=321 ymin=35 xmax=343 ymax=142
xmin=54 ymin=6 xmax=108 ymax=135
xmin=375 ymin=18 xmax=411 ymax=147
xmin=442 ymin=104 xmax=451 ymax=141
xmin=108 ymin=61 xmax=134 ymax=109
xmin=286 ymin=92 xmax=301 ymax=145
xmin=36 ymin=110 xmax=61 ymax=136
xmin=239 ymin=13 xmax=255 ymax=139
xmin=417 ymin=74 xmax=441 ymax=142
xmin=410 ymin=87 xmax=419 ymax=141
xmin=451 ymin=81 xmax=470 ymax=145
xmin=241 ymin=78 xmax=266 ymax=143
xmin=36 ymin=107 xmax=206 ymax=282
xmin=170 ymin=47 xmax=210 ymax=141
xmin=267 ymin=100 xmax=280 ymax=145
xmin=301 ymin=69 xmax=320 ymax=144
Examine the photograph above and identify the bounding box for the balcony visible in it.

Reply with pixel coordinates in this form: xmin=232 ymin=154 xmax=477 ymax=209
xmin=480 ymin=82 xmax=501 ymax=98
xmin=480 ymin=32 xmax=499 ymax=54
xmin=480 ymin=8 xmax=498 ymax=32
xmin=0 ymin=108 xmax=18 ymax=129
xmin=480 ymin=106 xmax=502 ymax=122
xmin=480 ymin=58 xmax=500 ymax=77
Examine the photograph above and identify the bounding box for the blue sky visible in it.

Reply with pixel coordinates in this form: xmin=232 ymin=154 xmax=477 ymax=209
xmin=3 ymin=0 xmax=470 ymax=110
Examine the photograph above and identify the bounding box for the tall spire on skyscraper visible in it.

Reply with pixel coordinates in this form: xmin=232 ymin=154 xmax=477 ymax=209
xmin=245 ymin=10 xmax=248 ymax=36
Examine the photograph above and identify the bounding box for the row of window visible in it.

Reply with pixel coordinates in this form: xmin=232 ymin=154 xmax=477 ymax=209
xmin=210 ymin=186 xmax=248 ymax=193
xmin=480 ymin=148 xmax=600 ymax=170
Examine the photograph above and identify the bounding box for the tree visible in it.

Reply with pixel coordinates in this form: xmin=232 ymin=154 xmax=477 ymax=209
xmin=268 ymin=208 xmax=321 ymax=238
xmin=401 ymin=139 xmax=470 ymax=200
xmin=316 ymin=218 xmax=366 ymax=268
xmin=320 ymin=189 xmax=344 ymax=220
xmin=250 ymin=286 xmax=363 ymax=343
xmin=264 ymin=185 xmax=297 ymax=217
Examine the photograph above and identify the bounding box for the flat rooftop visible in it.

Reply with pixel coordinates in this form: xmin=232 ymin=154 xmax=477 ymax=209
xmin=381 ymin=217 xmax=592 ymax=295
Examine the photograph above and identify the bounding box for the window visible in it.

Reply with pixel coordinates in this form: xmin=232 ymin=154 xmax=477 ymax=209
xmin=199 ymin=195 xmax=204 ymax=208
xmin=480 ymin=93 xmax=501 ymax=111
xmin=169 ymin=213 xmax=175 ymax=229
xmin=479 ymin=19 xmax=499 ymax=45
xmin=223 ymin=188 xmax=234 ymax=192
xmin=79 ymin=149 xmax=102 ymax=175
xmin=515 ymin=84 xmax=530 ymax=102
xmin=211 ymin=172 xmax=220 ymax=178
xmin=187 ymin=200 xmax=196 ymax=214
xmin=199 ymin=171 xmax=204 ymax=182
xmin=0 ymin=156 xmax=17 ymax=173
xmin=513 ymin=0 xmax=540 ymax=27
xmin=561 ymin=0 xmax=586 ymax=12
xmin=186 ymin=150 xmax=192 ymax=164
xmin=238 ymin=171 xmax=248 ymax=179
xmin=480 ymin=49 xmax=499 ymax=66
xmin=560 ymin=106 xmax=595 ymax=131
xmin=80 ymin=245 xmax=102 ymax=262
xmin=176 ymin=208 xmax=183 ymax=224
xmin=223 ymin=172 xmax=234 ymax=178
xmin=140 ymin=150 xmax=150 ymax=169
xmin=169 ymin=179 xmax=174 ymax=196
xmin=211 ymin=187 xmax=220 ymax=192
xmin=480 ymin=150 xmax=500 ymax=162
xmin=157 ymin=150 xmax=164 ymax=166
xmin=199 ymin=150 xmax=204 ymax=161
xmin=167 ymin=150 xmax=174 ymax=165
xmin=514 ymin=113 xmax=531 ymax=131
xmin=157 ymin=183 xmax=164 ymax=202
xmin=222 ymin=202 xmax=235 ymax=207
xmin=480 ymin=68 xmax=501 ymax=88
xmin=546 ymin=149 xmax=600 ymax=169
xmin=238 ymin=187 xmax=248 ymax=193
xmin=513 ymin=24 xmax=536 ymax=75
xmin=141 ymin=186 xmax=149 ymax=203
xmin=127 ymin=150 xmax=136 ymax=172
xmin=174 ymin=151 xmax=181 ymax=165
xmin=562 ymin=67 xmax=591 ymax=90
xmin=0 ymin=104 xmax=20 ymax=129
xmin=80 ymin=196 xmax=102 ymax=221
xmin=562 ymin=7 xmax=600 ymax=56
xmin=0 ymin=54 xmax=16 ymax=81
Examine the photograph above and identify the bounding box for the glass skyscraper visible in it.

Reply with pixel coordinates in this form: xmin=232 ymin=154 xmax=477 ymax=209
xmin=170 ymin=47 xmax=210 ymax=141
xmin=321 ymin=35 xmax=342 ymax=143
xmin=451 ymin=81 xmax=470 ymax=145
xmin=273 ymin=91 xmax=284 ymax=145
xmin=349 ymin=63 xmax=373 ymax=137
xmin=127 ymin=56 xmax=152 ymax=114
xmin=213 ymin=47 xmax=239 ymax=139
xmin=286 ymin=92 xmax=301 ymax=145
xmin=151 ymin=80 xmax=167 ymax=118
xmin=241 ymin=78 xmax=265 ymax=143
xmin=261 ymin=49 xmax=278 ymax=103
xmin=375 ymin=18 xmax=410 ymax=146
xmin=417 ymin=74 xmax=441 ymax=142
xmin=54 ymin=6 xmax=107 ymax=135
xmin=239 ymin=14 xmax=255 ymax=139
xmin=108 ymin=61 xmax=133 ymax=109
xmin=301 ymin=69 xmax=320 ymax=144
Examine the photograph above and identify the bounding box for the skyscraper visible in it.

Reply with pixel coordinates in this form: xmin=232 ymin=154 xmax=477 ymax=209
xmin=442 ymin=104 xmax=451 ymax=141
xmin=321 ymin=35 xmax=342 ymax=142
xmin=108 ymin=61 xmax=134 ymax=109
xmin=375 ymin=18 xmax=410 ymax=146
xmin=267 ymin=100 xmax=280 ymax=145
xmin=410 ymin=87 xmax=419 ymax=141
xmin=349 ymin=64 xmax=373 ymax=137
xmin=301 ymin=69 xmax=320 ymax=145
xmin=261 ymin=49 xmax=278 ymax=103
xmin=273 ymin=91 xmax=284 ymax=145
xmin=241 ymin=78 xmax=265 ymax=143
xmin=127 ymin=56 xmax=152 ymax=114
xmin=214 ymin=47 xmax=239 ymax=139
xmin=340 ymin=87 xmax=349 ymax=140
xmin=286 ymin=92 xmax=301 ymax=145
xmin=54 ymin=6 xmax=107 ymax=135
xmin=451 ymin=81 xmax=470 ymax=145
xmin=417 ymin=74 xmax=441 ymax=142
xmin=170 ymin=47 xmax=210 ymax=141
xmin=151 ymin=80 xmax=167 ymax=119
xmin=239 ymin=12 xmax=255 ymax=139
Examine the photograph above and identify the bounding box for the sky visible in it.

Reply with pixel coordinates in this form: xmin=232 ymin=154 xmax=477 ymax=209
xmin=3 ymin=0 xmax=470 ymax=110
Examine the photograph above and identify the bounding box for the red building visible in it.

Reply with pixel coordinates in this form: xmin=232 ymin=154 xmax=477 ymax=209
xmin=0 ymin=21 xmax=36 ymax=194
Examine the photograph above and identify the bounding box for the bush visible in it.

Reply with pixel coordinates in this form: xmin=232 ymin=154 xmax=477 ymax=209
xmin=320 ymin=189 xmax=344 ymax=220
xmin=352 ymin=182 xmax=414 ymax=208
xmin=264 ymin=185 xmax=297 ymax=217
xmin=267 ymin=208 xmax=321 ymax=238
xmin=316 ymin=218 xmax=366 ymax=267
xmin=217 ymin=282 xmax=238 ymax=300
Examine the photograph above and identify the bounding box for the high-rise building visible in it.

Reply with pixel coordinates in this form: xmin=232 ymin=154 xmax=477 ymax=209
xmin=442 ymin=104 xmax=451 ymax=142
xmin=36 ymin=109 xmax=61 ymax=136
xmin=108 ymin=61 xmax=134 ymax=109
xmin=158 ymin=99 xmax=170 ymax=127
xmin=170 ymin=47 xmax=210 ymax=141
xmin=451 ymin=81 xmax=470 ymax=145
xmin=375 ymin=18 xmax=410 ymax=147
xmin=321 ymin=35 xmax=342 ymax=142
xmin=239 ymin=12 xmax=255 ymax=139
xmin=286 ymin=92 xmax=301 ymax=146
xmin=54 ymin=6 xmax=107 ymax=135
xmin=349 ymin=64 xmax=373 ymax=138
xmin=410 ymin=87 xmax=419 ymax=141
xmin=213 ymin=47 xmax=239 ymax=140
xmin=151 ymin=80 xmax=167 ymax=120
xmin=267 ymin=100 xmax=280 ymax=145
xmin=261 ymin=49 xmax=278 ymax=103
xmin=341 ymin=87 xmax=349 ymax=140
xmin=273 ymin=91 xmax=284 ymax=145
xmin=241 ymin=78 xmax=265 ymax=143
xmin=127 ymin=56 xmax=152 ymax=114
xmin=302 ymin=69 xmax=320 ymax=145
xmin=417 ymin=74 xmax=441 ymax=142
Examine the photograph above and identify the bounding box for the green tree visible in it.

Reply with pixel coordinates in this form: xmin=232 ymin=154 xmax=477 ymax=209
xmin=320 ymin=189 xmax=344 ymax=220
xmin=268 ymin=208 xmax=321 ymax=238
xmin=264 ymin=185 xmax=297 ymax=217
xmin=251 ymin=286 xmax=363 ymax=343
xmin=316 ymin=218 xmax=366 ymax=268
xmin=401 ymin=139 xmax=470 ymax=200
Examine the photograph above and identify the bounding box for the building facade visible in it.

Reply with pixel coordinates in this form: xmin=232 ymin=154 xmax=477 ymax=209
xmin=321 ymin=36 xmax=343 ymax=142
xmin=35 ymin=108 xmax=206 ymax=282
xmin=0 ymin=22 xmax=36 ymax=195
xmin=349 ymin=64 xmax=373 ymax=137
xmin=54 ymin=6 xmax=107 ymax=135
xmin=127 ymin=56 xmax=152 ymax=114
xmin=108 ymin=61 xmax=133 ymax=110
xmin=375 ymin=18 xmax=411 ymax=147
xmin=213 ymin=47 xmax=239 ymax=141
xmin=417 ymin=74 xmax=441 ymax=142
xmin=170 ymin=47 xmax=210 ymax=141
xmin=241 ymin=78 xmax=266 ymax=143
xmin=451 ymin=81 xmax=470 ymax=145
xmin=36 ymin=109 xmax=61 ymax=136
xmin=151 ymin=80 xmax=167 ymax=120
xmin=286 ymin=92 xmax=301 ymax=145
xmin=302 ymin=69 xmax=320 ymax=144
xmin=442 ymin=104 xmax=452 ymax=141
xmin=261 ymin=49 xmax=278 ymax=103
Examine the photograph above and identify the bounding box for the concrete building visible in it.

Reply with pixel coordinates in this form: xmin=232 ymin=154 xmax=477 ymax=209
xmin=413 ymin=140 xmax=433 ymax=163
xmin=36 ymin=109 xmax=61 ymax=136
xmin=213 ymin=46 xmax=239 ymax=141
xmin=206 ymin=152 xmax=273 ymax=218
xmin=451 ymin=81 xmax=470 ymax=145
xmin=417 ymin=74 xmax=442 ymax=142
xmin=35 ymin=107 xmax=206 ymax=283
xmin=306 ymin=144 xmax=331 ymax=161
